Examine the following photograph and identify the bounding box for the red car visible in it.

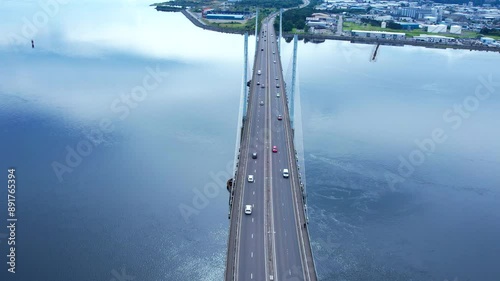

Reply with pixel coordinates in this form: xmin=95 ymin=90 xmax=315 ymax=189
xmin=277 ymin=115 xmax=283 ymax=120
xmin=272 ymin=146 xmax=278 ymax=153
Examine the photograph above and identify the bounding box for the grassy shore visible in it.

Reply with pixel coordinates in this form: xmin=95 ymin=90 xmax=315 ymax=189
xmin=206 ymin=8 xmax=275 ymax=32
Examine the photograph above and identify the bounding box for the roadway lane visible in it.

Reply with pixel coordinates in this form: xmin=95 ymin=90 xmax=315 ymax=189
xmin=236 ymin=28 xmax=270 ymax=281
xmin=265 ymin=22 xmax=307 ymax=281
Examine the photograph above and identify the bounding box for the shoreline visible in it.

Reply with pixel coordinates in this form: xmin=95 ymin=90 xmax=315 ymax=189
xmin=177 ymin=9 xmax=500 ymax=52
xmin=283 ymin=33 xmax=500 ymax=53
xmin=181 ymin=9 xmax=248 ymax=35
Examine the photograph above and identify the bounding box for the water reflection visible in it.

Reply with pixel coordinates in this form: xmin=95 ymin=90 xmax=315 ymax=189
xmin=1 ymin=0 xmax=249 ymax=61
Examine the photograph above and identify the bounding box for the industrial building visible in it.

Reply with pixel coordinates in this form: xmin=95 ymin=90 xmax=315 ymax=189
xmin=351 ymin=30 xmax=406 ymax=40
xmin=414 ymin=34 xmax=455 ymax=43
xmin=394 ymin=7 xmax=435 ymax=19
xmin=307 ymin=21 xmax=329 ymax=28
xmin=202 ymin=8 xmax=248 ymax=21
xmin=481 ymin=37 xmax=497 ymax=44
xmin=205 ymin=14 xmax=244 ymax=20
xmin=396 ymin=22 xmax=421 ymax=30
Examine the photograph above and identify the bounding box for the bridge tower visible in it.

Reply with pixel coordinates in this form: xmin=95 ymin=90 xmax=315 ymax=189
xmin=254 ymin=9 xmax=259 ymax=48
xmin=290 ymin=34 xmax=298 ymax=128
xmin=242 ymin=32 xmax=249 ymax=118
xmin=229 ymin=32 xmax=249 ymax=204
xmin=279 ymin=8 xmax=283 ymax=53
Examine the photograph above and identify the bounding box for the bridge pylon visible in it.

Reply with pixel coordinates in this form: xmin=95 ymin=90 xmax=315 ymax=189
xmin=290 ymin=34 xmax=298 ymax=129
xmin=229 ymin=32 xmax=249 ymax=203
xmin=254 ymin=9 xmax=259 ymax=48
xmin=279 ymin=8 xmax=283 ymax=53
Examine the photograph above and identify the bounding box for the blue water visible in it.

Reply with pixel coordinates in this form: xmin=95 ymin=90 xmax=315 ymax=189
xmin=296 ymin=42 xmax=500 ymax=280
xmin=1 ymin=1 xmax=500 ymax=281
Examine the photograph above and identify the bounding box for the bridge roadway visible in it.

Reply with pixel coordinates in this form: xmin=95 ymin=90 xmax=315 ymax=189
xmin=226 ymin=16 xmax=317 ymax=281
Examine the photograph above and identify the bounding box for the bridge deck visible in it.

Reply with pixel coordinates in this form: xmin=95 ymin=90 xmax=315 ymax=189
xmin=226 ymin=16 xmax=317 ymax=281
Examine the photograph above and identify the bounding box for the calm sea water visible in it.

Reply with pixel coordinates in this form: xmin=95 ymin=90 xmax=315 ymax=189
xmin=0 ymin=1 xmax=499 ymax=281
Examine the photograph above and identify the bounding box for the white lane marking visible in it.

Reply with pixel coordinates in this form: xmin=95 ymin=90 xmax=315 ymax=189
xmin=252 ymin=233 xmax=254 ymax=239
xmin=251 ymin=273 xmax=253 ymax=279
xmin=252 ymin=218 xmax=254 ymax=222
xmin=254 ymin=169 xmax=257 ymax=173
xmin=289 ymin=269 xmax=292 ymax=276
xmin=251 ymin=252 xmax=254 ymax=258
xmin=253 ymin=191 xmax=255 ymax=195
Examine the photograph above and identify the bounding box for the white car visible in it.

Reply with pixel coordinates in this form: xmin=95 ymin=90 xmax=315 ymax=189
xmin=248 ymin=175 xmax=254 ymax=182
xmin=276 ymin=92 xmax=280 ymax=97
xmin=245 ymin=205 xmax=252 ymax=215
xmin=283 ymin=169 xmax=289 ymax=178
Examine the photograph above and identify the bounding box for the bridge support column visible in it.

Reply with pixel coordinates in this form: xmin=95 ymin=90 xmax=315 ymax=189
xmin=279 ymin=8 xmax=283 ymax=53
xmin=290 ymin=34 xmax=298 ymax=129
xmin=243 ymin=32 xmax=249 ymax=118
xmin=254 ymin=8 xmax=259 ymax=49
xmin=231 ymin=32 xmax=249 ymax=198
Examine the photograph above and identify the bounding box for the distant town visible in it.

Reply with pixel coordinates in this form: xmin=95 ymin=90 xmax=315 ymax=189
xmin=153 ymin=0 xmax=500 ymax=49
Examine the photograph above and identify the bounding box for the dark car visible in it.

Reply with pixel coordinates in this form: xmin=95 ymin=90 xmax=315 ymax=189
xmin=272 ymin=146 xmax=278 ymax=153
xmin=277 ymin=115 xmax=283 ymax=120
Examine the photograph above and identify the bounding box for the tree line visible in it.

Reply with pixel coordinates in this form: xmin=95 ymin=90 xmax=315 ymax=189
xmin=480 ymin=27 xmax=500 ymax=37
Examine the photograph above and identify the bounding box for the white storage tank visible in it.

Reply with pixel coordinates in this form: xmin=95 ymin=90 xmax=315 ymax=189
xmin=450 ymin=25 xmax=462 ymax=34
xmin=427 ymin=24 xmax=447 ymax=33
xmin=438 ymin=24 xmax=447 ymax=32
